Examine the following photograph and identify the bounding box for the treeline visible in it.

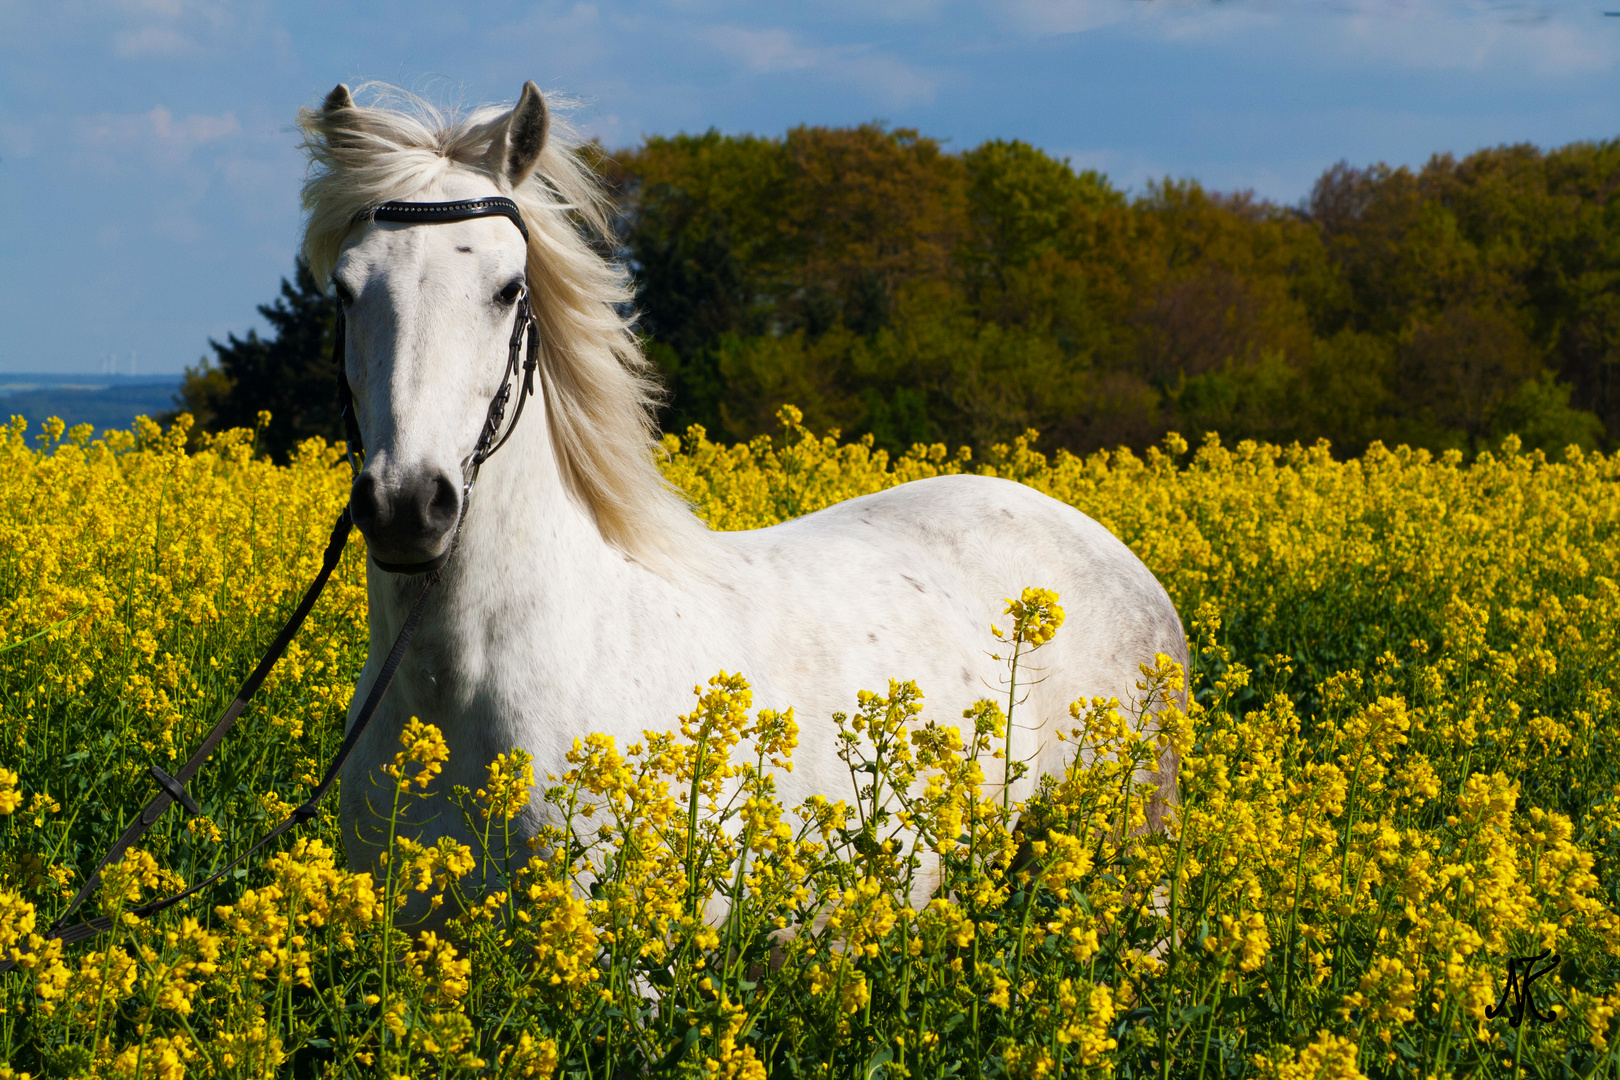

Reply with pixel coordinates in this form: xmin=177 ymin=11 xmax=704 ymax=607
xmin=610 ymin=129 xmax=1617 ymax=457
xmin=180 ymin=127 xmax=1620 ymax=461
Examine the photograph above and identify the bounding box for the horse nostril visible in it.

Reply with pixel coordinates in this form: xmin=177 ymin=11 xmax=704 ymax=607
xmin=350 ymin=468 xmax=459 ymax=558
xmin=350 ymin=472 xmax=383 ymax=534
xmin=423 ymin=472 xmax=460 ymax=532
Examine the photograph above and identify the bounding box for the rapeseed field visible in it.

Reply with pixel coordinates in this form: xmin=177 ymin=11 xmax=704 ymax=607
xmin=0 ymin=407 xmax=1616 ymax=1079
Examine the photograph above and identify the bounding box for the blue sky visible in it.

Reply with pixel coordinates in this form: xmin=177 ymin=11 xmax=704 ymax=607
xmin=1 ymin=0 xmax=1617 ymax=376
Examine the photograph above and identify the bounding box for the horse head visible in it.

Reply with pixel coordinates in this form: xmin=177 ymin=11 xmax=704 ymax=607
xmin=323 ymin=82 xmax=548 ymax=572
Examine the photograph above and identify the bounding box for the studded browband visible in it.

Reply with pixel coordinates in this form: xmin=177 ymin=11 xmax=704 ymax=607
xmin=363 ymin=196 xmax=530 ymax=243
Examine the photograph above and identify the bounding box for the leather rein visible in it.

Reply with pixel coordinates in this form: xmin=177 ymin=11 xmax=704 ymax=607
xmin=0 ymin=197 xmax=538 ymax=971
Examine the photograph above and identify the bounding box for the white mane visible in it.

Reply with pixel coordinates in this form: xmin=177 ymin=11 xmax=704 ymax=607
xmin=295 ymin=83 xmax=710 ymax=572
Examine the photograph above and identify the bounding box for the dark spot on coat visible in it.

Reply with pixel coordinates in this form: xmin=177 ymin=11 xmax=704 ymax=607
xmin=962 ymin=668 xmax=973 ymax=685
xmin=901 ymin=574 xmax=927 ymax=593
xmin=868 ymin=632 xmax=878 ymax=643
xmin=456 ymin=245 xmax=472 ymax=253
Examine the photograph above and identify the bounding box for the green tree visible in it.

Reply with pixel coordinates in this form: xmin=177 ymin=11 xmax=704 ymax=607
xmin=616 ymin=124 xmax=969 ymax=443
xmin=176 ymin=258 xmax=342 ymax=461
xmin=1308 ymin=143 xmax=1618 ymax=448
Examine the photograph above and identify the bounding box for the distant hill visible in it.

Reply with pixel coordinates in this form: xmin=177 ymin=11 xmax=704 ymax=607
xmin=0 ymin=374 xmax=183 ymax=435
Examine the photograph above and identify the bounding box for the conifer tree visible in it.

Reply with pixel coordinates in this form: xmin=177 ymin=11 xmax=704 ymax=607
xmin=176 ymin=258 xmax=341 ymax=462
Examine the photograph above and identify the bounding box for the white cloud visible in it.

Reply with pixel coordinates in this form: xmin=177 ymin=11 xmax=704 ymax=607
xmin=707 ymin=26 xmax=824 ymax=73
xmin=101 ymin=0 xmax=245 ymax=61
xmin=80 ymin=106 xmax=240 ymax=167
xmin=813 ymin=0 xmax=955 ymax=23
xmin=110 ymin=0 xmax=189 ymax=16
xmin=1003 ymin=0 xmax=1146 ymax=36
xmin=846 ymin=52 xmax=940 ymax=105
xmin=153 ymin=206 xmax=204 ymax=243
xmin=1152 ymin=0 xmax=1612 ymax=73
xmin=1000 ymin=0 xmax=1618 ymax=75
xmin=113 ymin=25 xmax=198 ymax=57
xmin=217 ymin=151 xmax=297 ymax=221
xmin=0 ymin=122 xmax=34 ymax=159
xmin=870 ymin=0 xmax=953 ymax=19
xmin=1330 ymin=2 xmax=1619 ymax=74
xmin=148 ymin=106 xmax=238 ymax=144
xmin=704 ymin=25 xmax=938 ymax=105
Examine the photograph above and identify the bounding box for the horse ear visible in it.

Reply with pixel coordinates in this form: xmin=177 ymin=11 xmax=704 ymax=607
xmin=319 ymin=84 xmax=364 ymax=150
xmin=487 ymin=81 xmax=549 ymax=187
xmin=324 ymin=84 xmax=355 ymax=113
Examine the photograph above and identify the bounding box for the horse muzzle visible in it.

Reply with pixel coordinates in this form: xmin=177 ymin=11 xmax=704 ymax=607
xmin=350 ymin=468 xmax=461 ymax=574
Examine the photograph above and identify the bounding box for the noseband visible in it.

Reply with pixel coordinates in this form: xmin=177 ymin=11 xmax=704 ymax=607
xmin=335 ymin=195 xmax=540 ymax=575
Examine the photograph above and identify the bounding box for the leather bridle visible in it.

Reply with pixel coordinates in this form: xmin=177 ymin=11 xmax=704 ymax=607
xmin=0 ymin=197 xmax=537 ymax=969
xmin=340 ymin=196 xmax=540 ymax=574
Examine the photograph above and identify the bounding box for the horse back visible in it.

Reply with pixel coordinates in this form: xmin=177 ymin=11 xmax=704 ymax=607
xmin=721 ymin=473 xmax=1186 ymax=803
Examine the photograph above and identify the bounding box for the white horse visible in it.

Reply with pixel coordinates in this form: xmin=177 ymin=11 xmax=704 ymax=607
xmin=299 ymin=82 xmax=1185 ymax=907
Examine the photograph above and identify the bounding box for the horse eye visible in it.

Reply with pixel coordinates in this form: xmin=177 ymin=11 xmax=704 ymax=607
xmin=331 ymin=280 xmax=355 ymax=306
xmin=497 ymin=281 xmax=524 ymax=305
